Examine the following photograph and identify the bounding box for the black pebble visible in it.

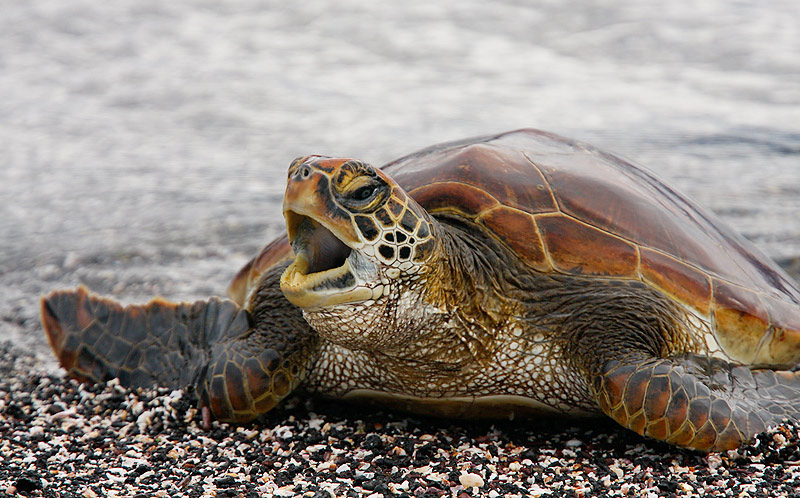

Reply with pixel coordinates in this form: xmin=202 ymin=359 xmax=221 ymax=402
xmin=14 ymin=476 xmax=41 ymax=493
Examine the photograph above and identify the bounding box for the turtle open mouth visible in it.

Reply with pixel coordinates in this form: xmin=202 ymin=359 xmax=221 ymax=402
xmin=289 ymin=215 xmax=352 ymax=275
xmin=281 ymin=211 xmax=374 ymax=309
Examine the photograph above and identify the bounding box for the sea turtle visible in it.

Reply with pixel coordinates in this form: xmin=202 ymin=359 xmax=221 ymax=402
xmin=41 ymin=129 xmax=800 ymax=452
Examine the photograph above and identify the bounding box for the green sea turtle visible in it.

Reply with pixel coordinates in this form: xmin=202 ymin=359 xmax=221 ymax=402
xmin=42 ymin=129 xmax=800 ymax=452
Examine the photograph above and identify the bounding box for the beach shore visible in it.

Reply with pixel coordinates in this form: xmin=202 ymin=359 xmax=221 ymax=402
xmin=2 ymin=343 xmax=799 ymax=498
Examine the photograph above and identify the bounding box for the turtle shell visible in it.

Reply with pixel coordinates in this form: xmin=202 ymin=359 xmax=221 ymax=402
xmin=228 ymin=236 xmax=293 ymax=306
xmin=233 ymin=129 xmax=800 ymax=366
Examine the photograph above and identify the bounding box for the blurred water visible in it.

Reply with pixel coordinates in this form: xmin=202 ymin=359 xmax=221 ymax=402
xmin=1 ymin=0 xmax=799 ymax=359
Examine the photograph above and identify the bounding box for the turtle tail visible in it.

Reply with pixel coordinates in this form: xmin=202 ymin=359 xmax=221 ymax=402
xmin=41 ymin=286 xmax=217 ymax=390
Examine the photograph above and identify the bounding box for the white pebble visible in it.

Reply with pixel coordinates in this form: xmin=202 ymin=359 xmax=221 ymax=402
xmin=389 ymin=481 xmax=409 ymax=492
xmin=136 ymin=410 xmax=153 ymax=430
xmin=459 ymin=472 xmax=485 ymax=488
xmin=706 ymin=453 xmax=723 ymax=469
xmin=529 ymin=484 xmax=551 ymax=497
xmin=508 ymin=461 xmax=522 ymax=472
xmin=130 ymin=401 xmax=144 ymax=415
xmin=335 ymin=463 xmax=351 ymax=474
xmin=51 ymin=408 xmax=77 ymax=420
xmin=273 ymin=486 xmax=296 ymax=497
xmin=107 ymin=468 xmax=127 ymax=483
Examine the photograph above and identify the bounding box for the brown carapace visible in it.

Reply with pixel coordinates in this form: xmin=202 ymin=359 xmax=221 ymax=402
xmin=42 ymin=129 xmax=800 ymax=452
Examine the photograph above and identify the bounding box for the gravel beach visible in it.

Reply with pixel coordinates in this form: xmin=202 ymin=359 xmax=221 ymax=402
xmin=2 ymin=342 xmax=800 ymax=498
xmin=2 ymin=1 xmax=800 ymax=497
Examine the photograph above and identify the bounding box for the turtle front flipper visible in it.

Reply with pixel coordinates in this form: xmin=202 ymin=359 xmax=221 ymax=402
xmin=41 ymin=267 xmax=318 ymax=424
xmin=587 ymin=351 xmax=800 ymax=451
xmin=195 ymin=277 xmax=319 ymax=423
xmin=41 ymin=286 xmax=212 ymax=389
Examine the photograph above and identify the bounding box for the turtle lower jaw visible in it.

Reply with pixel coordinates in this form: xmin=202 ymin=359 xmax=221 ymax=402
xmin=281 ymin=256 xmax=374 ymax=309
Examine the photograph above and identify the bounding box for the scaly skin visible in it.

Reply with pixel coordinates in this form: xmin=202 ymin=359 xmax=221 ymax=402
xmin=592 ymin=353 xmax=800 ymax=451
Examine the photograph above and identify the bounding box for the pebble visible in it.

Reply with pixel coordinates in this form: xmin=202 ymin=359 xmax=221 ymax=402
xmin=460 ymin=472 xmax=486 ymax=488
xmin=2 ymin=342 xmax=800 ymax=497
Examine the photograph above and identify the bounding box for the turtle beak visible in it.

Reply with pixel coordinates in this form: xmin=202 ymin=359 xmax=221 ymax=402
xmin=282 ymin=159 xmax=361 ymax=248
xmin=280 ymin=159 xmax=372 ymax=309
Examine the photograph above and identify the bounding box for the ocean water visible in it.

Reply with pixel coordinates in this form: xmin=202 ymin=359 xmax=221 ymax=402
xmin=1 ymin=0 xmax=799 ymax=359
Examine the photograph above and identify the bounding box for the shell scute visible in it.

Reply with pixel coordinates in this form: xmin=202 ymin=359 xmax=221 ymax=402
xmin=390 ymin=143 xmax=557 ymax=215
xmin=410 ymin=182 xmax=498 ymax=218
xmin=640 ymin=248 xmax=712 ymax=317
xmin=536 ymin=214 xmax=639 ymax=277
xmin=479 ymin=206 xmax=549 ymax=272
xmin=528 ymin=148 xmax=761 ymax=290
xmin=758 ymin=295 xmax=800 ymax=365
xmin=711 ymin=280 xmax=770 ymax=364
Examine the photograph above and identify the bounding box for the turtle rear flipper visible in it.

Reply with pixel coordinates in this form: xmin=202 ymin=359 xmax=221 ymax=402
xmin=41 ymin=281 xmax=317 ymax=423
xmin=586 ymin=350 xmax=800 ymax=452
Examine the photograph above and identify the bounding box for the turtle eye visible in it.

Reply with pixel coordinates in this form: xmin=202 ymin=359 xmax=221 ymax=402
xmin=339 ymin=177 xmax=388 ymax=212
xmin=352 ymin=185 xmax=376 ymax=201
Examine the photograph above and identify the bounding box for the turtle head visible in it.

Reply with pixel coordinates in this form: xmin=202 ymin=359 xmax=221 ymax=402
xmin=280 ymin=156 xmax=437 ymax=314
